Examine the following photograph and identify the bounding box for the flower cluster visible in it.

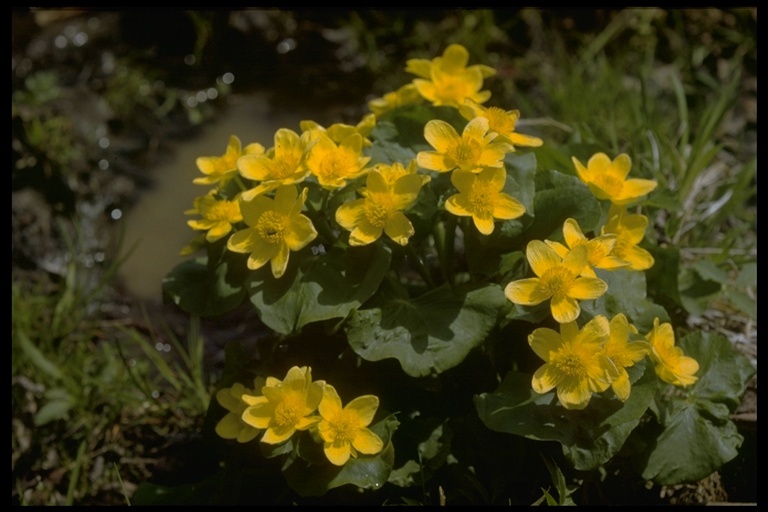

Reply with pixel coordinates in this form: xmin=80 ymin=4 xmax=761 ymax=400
xmin=181 ymin=43 xmax=699 ymax=418
xmin=504 ymin=151 xmax=698 ymax=407
xmin=215 ymin=366 xmax=384 ymax=467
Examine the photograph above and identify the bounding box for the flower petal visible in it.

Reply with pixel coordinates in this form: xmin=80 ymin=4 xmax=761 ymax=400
xmin=346 ymin=395 xmax=380 ymax=426
xmin=504 ymin=278 xmax=550 ymax=306
xmin=531 ymin=364 xmax=562 ymax=394
xmin=550 ymin=293 xmax=580 ymax=324
xmin=528 ymin=327 xmax=562 ymax=362
xmin=492 ymin=193 xmax=526 ymax=220
xmin=556 ymin=377 xmax=592 ymax=410
xmin=384 ymin=212 xmax=415 ymax=246
xmin=423 ymin=120 xmax=459 ymax=153
xmin=352 ymin=427 xmax=384 ymax=455
xmin=568 ymin=276 xmax=608 ymax=300
xmin=526 ymin=240 xmax=562 ymax=277
xmin=324 ymin=440 xmax=352 ymax=466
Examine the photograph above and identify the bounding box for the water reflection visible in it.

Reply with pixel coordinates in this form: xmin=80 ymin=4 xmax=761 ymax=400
xmin=118 ymin=93 xmax=317 ymax=301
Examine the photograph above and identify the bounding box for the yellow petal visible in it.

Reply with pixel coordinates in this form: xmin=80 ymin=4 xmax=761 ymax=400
xmin=562 ymin=218 xmax=586 ymax=248
xmin=450 ymin=169 xmax=476 ymax=194
xmin=527 ymin=240 xmax=562 ymax=277
xmin=492 ymin=193 xmax=526 ymax=220
xmin=472 ymin=213 xmax=496 ymax=235
xmin=262 ymin=424 xmax=295 ymax=444
xmin=324 ymin=440 xmax=352 ymax=466
xmin=505 ymin=278 xmax=550 ymax=306
xmin=352 ymin=428 xmax=384 ymax=455
xmin=557 ymin=377 xmax=592 ymax=410
xmin=545 ymin=240 xmax=569 ymax=259
xmin=621 ymin=245 xmax=655 ymax=271
xmin=237 ymin=154 xmax=271 ymax=181
xmin=550 ymin=293 xmax=580 ymax=324
xmin=611 ymin=370 xmax=632 ymax=401
xmin=237 ymin=427 xmax=260 ymax=444
xmin=227 ymin=228 xmax=256 ymax=254
xmin=568 ymin=276 xmax=608 ymax=300
xmin=424 ymin=120 xmax=459 ymax=153
xmin=246 ymin=238 xmax=277 ymax=271
xmin=285 ymin=215 xmax=317 ymax=251
xmin=318 ymin=384 xmax=343 ymax=419
xmin=441 ymin=43 xmax=470 ymax=72
xmin=384 ymin=212 xmax=415 ymax=246
xmin=614 ymin=179 xmax=658 ymax=205
xmin=216 ymin=413 xmax=244 ymax=439
xmin=241 ymin=403 xmax=273 ymax=429
xmin=612 ymin=153 xmax=632 ymax=179
xmin=528 ymin=327 xmax=561 ymax=362
xmin=350 ymin=221 xmax=383 ymax=246
xmin=346 ymin=395 xmax=380 ymax=426
xmin=462 ymin=117 xmax=490 ymax=142
xmin=416 ymin=151 xmax=452 ymax=172
xmin=561 ymin=245 xmax=589 ymax=278
xmin=531 ymin=364 xmax=561 ymax=394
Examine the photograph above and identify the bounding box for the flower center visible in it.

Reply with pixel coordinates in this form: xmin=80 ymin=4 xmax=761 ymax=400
xmin=485 ymin=107 xmax=514 ymax=135
xmin=256 ymin=211 xmax=287 ymax=244
xmin=434 ymin=75 xmax=472 ymax=105
xmin=594 ymin=173 xmax=623 ymax=198
xmin=449 ymin=138 xmax=482 ymax=169
xmin=317 ymin=150 xmax=357 ymax=182
xmin=328 ymin=411 xmax=358 ymax=444
xmin=552 ymin=350 xmax=587 ymax=377
xmin=467 ymin=181 xmax=495 ymax=217
xmin=540 ymin=267 xmax=574 ymax=295
xmin=363 ymin=196 xmax=395 ymax=228
xmin=206 ymin=200 xmax=240 ymax=222
xmin=272 ymin=154 xmax=300 ymax=179
xmin=273 ymin=393 xmax=304 ymax=428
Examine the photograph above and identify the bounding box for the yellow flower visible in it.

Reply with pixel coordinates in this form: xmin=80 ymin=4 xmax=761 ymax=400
xmin=301 ymin=114 xmax=376 ymax=147
xmin=416 ymin=117 xmax=511 ymax=174
xmin=368 ymin=83 xmax=424 ymax=116
xmin=305 ymin=133 xmax=371 ymax=189
xmin=571 ymin=153 xmax=657 ymax=205
xmin=445 ymin=168 xmax=525 ymax=235
xmin=335 ymin=163 xmax=430 ymax=246
xmin=504 ymin=242 xmax=607 ymax=324
xmin=645 ymin=318 xmax=699 ymax=387
xmin=545 ymin=218 xmax=629 ymax=278
xmin=237 ymin=128 xmax=313 ymax=201
xmin=528 ymin=316 xmax=618 ymax=410
xmin=227 ymin=185 xmax=317 ymax=278
xmin=194 ymin=135 xmax=265 ymax=186
xmin=185 ymin=193 xmax=242 ymax=243
xmin=600 ymin=314 xmax=651 ymax=401
xmin=406 ymin=43 xmax=496 ymax=108
xmin=241 ymin=366 xmax=325 ymax=445
xmin=458 ymin=99 xmax=543 ymax=149
xmin=601 ymin=205 xmax=655 ymax=271
xmin=215 ymin=380 xmax=264 ymax=443
xmin=316 ymin=384 xmax=384 ymax=466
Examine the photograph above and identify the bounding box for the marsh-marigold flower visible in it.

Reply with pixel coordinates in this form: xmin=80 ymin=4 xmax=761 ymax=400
xmin=237 ymin=128 xmax=312 ymax=201
xmin=185 ymin=193 xmax=242 ymax=243
xmin=528 ymin=316 xmax=618 ymax=410
xmin=305 ymin=133 xmax=371 ymax=189
xmin=368 ymin=83 xmax=424 ymax=116
xmin=601 ymin=205 xmax=655 ymax=271
xmin=215 ymin=381 xmax=263 ymax=443
xmin=406 ymin=44 xmax=496 ymax=108
xmin=572 ymin=153 xmax=657 ymax=205
xmin=241 ymin=366 xmax=325 ymax=445
xmin=194 ymin=135 xmax=265 ymax=186
xmin=545 ymin=218 xmax=629 ymax=278
xmin=445 ymin=167 xmax=525 ymax=235
xmin=505 ymin=242 xmax=607 ymax=324
xmin=335 ymin=162 xmax=430 ymax=246
xmin=417 ymin=118 xmax=511 ymax=174
xmin=316 ymin=384 xmax=384 ymax=466
xmin=301 ymin=114 xmax=376 ymax=148
xmin=600 ymin=314 xmax=651 ymax=401
xmin=646 ymin=318 xmax=699 ymax=387
xmin=459 ymin=99 xmax=543 ymax=149
xmin=227 ymin=185 xmax=317 ymax=278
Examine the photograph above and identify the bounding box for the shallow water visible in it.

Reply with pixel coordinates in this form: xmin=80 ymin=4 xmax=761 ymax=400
xmin=117 ymin=93 xmax=316 ymax=301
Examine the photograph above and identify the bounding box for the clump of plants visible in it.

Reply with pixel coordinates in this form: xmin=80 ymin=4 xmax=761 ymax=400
xmin=156 ymin=43 xmax=753 ymax=505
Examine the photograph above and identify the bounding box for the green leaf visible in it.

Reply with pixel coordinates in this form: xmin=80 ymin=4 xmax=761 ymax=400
xmin=474 ymin=364 xmax=657 ymax=471
xmin=525 ymin=169 xmax=601 ymax=242
xmin=346 ymin=283 xmax=506 ymax=377
xmin=281 ymin=414 xmax=399 ymax=497
xmin=248 ymin=244 xmax=391 ymax=335
xmin=639 ymin=331 xmax=755 ymax=485
xmin=368 ymin=122 xmax=417 ymax=165
xmin=16 ymin=330 xmax=64 ymax=381
xmin=162 ymin=253 xmax=248 ymax=317
xmin=581 ymin=269 xmax=670 ymax=333
xmin=34 ymin=388 xmax=75 ymax=426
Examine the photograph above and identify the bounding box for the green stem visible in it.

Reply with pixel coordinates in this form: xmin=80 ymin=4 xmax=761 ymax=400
xmin=405 ymin=242 xmax=435 ymax=289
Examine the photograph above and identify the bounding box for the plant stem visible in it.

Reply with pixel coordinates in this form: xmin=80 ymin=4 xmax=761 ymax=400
xmin=405 ymin=242 xmax=435 ymax=289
